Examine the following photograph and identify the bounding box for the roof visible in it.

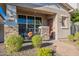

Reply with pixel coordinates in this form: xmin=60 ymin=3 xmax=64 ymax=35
xmin=7 ymin=3 xmax=74 ymax=11
xmin=62 ymin=3 xmax=74 ymax=10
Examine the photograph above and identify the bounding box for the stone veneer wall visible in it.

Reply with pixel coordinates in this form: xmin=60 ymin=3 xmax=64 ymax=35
xmin=4 ymin=25 xmax=18 ymax=39
xmin=56 ymin=14 xmax=70 ymax=40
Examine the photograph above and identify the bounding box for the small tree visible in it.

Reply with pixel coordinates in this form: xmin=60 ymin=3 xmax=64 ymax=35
xmin=74 ymin=32 xmax=79 ymax=41
xmin=71 ymin=9 xmax=79 ymax=23
xmin=68 ymin=35 xmax=74 ymax=41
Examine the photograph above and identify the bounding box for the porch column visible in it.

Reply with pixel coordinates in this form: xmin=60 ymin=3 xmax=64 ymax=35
xmin=4 ymin=25 xmax=18 ymax=39
xmin=53 ymin=14 xmax=59 ymax=40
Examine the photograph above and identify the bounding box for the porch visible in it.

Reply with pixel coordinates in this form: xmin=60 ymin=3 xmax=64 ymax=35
xmin=16 ymin=6 xmax=56 ymax=40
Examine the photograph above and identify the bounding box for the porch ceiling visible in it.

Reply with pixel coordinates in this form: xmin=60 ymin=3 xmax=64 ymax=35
xmin=17 ymin=6 xmax=55 ymax=16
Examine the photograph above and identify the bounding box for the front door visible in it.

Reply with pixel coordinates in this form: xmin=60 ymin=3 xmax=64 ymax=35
xmin=47 ymin=18 xmax=53 ymax=39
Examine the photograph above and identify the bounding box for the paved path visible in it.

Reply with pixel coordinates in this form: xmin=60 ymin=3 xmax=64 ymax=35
xmin=53 ymin=40 xmax=79 ymax=56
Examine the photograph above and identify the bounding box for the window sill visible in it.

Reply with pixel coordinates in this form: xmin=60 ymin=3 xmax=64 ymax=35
xmin=61 ymin=27 xmax=68 ymax=29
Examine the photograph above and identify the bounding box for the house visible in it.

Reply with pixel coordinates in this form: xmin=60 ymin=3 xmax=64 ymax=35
xmin=0 ymin=3 xmax=73 ymax=42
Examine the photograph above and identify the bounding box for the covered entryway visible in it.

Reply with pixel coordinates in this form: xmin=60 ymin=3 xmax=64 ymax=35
xmin=0 ymin=15 xmax=4 ymax=43
xmin=47 ymin=18 xmax=54 ymax=39
xmin=47 ymin=15 xmax=56 ymax=40
xmin=16 ymin=6 xmax=56 ymax=40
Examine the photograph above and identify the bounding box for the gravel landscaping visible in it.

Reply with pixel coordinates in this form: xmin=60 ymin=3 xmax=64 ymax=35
xmin=0 ymin=43 xmax=5 ymax=56
xmin=2 ymin=39 xmax=79 ymax=56
xmin=0 ymin=40 xmax=54 ymax=56
xmin=2 ymin=39 xmax=77 ymax=56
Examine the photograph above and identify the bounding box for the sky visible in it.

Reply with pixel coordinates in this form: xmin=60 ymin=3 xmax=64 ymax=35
xmin=69 ymin=3 xmax=77 ymax=9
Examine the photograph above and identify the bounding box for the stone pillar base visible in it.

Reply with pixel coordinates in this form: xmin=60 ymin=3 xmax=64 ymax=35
xmin=4 ymin=26 xmax=18 ymax=39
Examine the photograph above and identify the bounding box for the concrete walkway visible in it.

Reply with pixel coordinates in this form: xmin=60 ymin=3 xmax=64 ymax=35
xmin=53 ymin=40 xmax=79 ymax=56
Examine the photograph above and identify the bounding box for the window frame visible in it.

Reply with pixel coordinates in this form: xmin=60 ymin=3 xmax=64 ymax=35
xmin=17 ymin=14 xmax=43 ymax=34
xmin=60 ymin=15 xmax=68 ymax=29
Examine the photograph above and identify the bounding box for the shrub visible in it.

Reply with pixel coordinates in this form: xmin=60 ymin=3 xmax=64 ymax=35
xmin=74 ymin=32 xmax=79 ymax=41
xmin=37 ymin=48 xmax=52 ymax=56
xmin=32 ymin=35 xmax=42 ymax=48
xmin=4 ymin=34 xmax=24 ymax=54
xmin=76 ymin=41 xmax=79 ymax=46
xmin=68 ymin=35 xmax=74 ymax=41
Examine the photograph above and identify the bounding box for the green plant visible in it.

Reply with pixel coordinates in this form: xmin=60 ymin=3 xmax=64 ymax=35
xmin=4 ymin=34 xmax=24 ymax=54
xmin=71 ymin=9 xmax=79 ymax=23
xmin=32 ymin=35 xmax=42 ymax=48
xmin=76 ymin=41 xmax=79 ymax=46
xmin=68 ymin=35 xmax=74 ymax=41
xmin=74 ymin=32 xmax=79 ymax=41
xmin=37 ymin=48 xmax=52 ymax=56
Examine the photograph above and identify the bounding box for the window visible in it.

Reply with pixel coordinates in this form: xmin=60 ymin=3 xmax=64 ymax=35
xmin=27 ymin=16 xmax=42 ymax=34
xmin=36 ymin=17 xmax=42 ymax=25
xmin=18 ymin=15 xmax=42 ymax=34
xmin=27 ymin=16 xmax=34 ymax=24
xmin=61 ymin=16 xmax=67 ymax=28
xmin=26 ymin=16 xmax=34 ymax=33
xmin=18 ymin=15 xmax=26 ymax=24
xmin=35 ymin=17 xmax=42 ymax=33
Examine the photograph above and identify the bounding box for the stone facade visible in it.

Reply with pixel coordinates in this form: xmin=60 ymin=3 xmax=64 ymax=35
xmin=39 ymin=26 xmax=49 ymax=40
xmin=4 ymin=26 xmax=18 ymax=38
xmin=0 ymin=3 xmax=73 ymax=41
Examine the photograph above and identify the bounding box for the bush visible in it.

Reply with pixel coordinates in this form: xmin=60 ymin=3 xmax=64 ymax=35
xmin=68 ymin=35 xmax=74 ymax=41
xmin=32 ymin=35 xmax=42 ymax=48
xmin=74 ymin=32 xmax=79 ymax=41
xmin=4 ymin=34 xmax=24 ymax=54
xmin=76 ymin=41 xmax=79 ymax=46
xmin=37 ymin=48 xmax=52 ymax=56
